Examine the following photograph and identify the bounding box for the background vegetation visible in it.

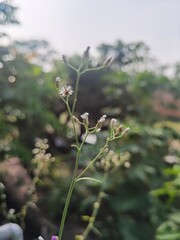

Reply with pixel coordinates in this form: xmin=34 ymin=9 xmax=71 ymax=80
xmin=0 ymin=1 xmax=180 ymax=240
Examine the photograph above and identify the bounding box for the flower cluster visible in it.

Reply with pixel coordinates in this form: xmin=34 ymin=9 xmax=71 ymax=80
xmin=96 ymin=150 xmax=131 ymax=172
xmin=110 ymin=118 xmax=130 ymax=140
xmin=32 ymin=138 xmax=55 ymax=176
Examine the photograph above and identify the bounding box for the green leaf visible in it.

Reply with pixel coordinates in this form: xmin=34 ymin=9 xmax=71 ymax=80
xmin=76 ymin=177 xmax=102 ymax=184
xmin=156 ymin=232 xmax=180 ymax=240
xmin=169 ymin=212 xmax=180 ymax=225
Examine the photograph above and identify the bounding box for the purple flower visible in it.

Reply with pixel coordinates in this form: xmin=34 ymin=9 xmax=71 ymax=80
xmin=51 ymin=236 xmax=58 ymax=240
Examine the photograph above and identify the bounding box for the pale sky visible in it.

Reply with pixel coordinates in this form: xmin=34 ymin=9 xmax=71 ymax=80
xmin=4 ymin=0 xmax=180 ymax=65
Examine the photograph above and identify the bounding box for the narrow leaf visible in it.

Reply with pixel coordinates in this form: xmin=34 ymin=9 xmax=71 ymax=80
xmin=76 ymin=177 xmax=102 ymax=184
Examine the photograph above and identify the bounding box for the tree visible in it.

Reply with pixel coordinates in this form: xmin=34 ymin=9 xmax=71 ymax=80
xmin=0 ymin=0 xmax=19 ymax=25
xmin=97 ymin=40 xmax=150 ymax=70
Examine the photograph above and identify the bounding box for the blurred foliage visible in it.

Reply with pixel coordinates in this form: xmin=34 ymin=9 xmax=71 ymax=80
xmin=0 ymin=0 xmax=19 ymax=25
xmin=0 ymin=28 xmax=180 ymax=240
xmin=0 ymin=40 xmax=68 ymax=164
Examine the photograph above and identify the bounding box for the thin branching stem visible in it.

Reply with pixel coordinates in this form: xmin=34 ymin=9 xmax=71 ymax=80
xmin=58 ymin=128 xmax=89 ymax=240
xmin=72 ymin=70 xmax=81 ymax=115
xmin=76 ymin=139 xmax=109 ymax=180
xmin=83 ymin=173 xmax=107 ymax=239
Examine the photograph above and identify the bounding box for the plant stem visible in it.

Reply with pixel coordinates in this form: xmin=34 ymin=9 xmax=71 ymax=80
xmin=58 ymin=130 xmax=89 ymax=240
xmin=58 ymin=175 xmax=76 ymax=240
xmin=76 ymin=139 xmax=109 ymax=180
xmin=83 ymin=173 xmax=107 ymax=239
xmin=72 ymin=71 xmax=81 ymax=115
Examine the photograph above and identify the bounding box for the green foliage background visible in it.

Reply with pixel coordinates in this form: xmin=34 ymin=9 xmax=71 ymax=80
xmin=0 ymin=3 xmax=180 ymax=239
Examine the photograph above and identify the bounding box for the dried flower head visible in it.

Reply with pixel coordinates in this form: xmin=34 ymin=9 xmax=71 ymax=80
xmin=59 ymin=85 xmax=74 ymax=98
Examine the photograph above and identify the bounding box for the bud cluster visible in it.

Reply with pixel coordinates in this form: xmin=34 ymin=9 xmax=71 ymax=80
xmin=96 ymin=150 xmax=131 ymax=172
xmin=32 ymin=138 xmax=55 ymax=176
xmin=110 ymin=118 xmax=130 ymax=139
xmin=96 ymin=150 xmax=121 ymax=172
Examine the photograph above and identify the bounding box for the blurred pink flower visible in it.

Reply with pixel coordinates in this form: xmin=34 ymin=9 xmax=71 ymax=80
xmin=51 ymin=236 xmax=58 ymax=240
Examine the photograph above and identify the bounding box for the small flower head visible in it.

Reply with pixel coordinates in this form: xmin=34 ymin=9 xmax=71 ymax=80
xmin=55 ymin=76 xmax=61 ymax=88
xmin=59 ymin=85 xmax=74 ymax=98
xmin=96 ymin=115 xmax=107 ymax=129
xmin=81 ymin=112 xmax=89 ymax=126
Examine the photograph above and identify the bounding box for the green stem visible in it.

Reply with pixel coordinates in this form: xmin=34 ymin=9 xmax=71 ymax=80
xmin=83 ymin=173 xmax=107 ymax=239
xmin=65 ymin=99 xmax=79 ymax=146
xmin=76 ymin=139 xmax=109 ymax=179
xmin=80 ymin=66 xmax=104 ymax=75
xmin=58 ymin=130 xmax=89 ymax=240
xmin=71 ymin=66 xmax=104 ymax=115
xmin=58 ymin=173 xmax=76 ymax=240
xmin=72 ymin=71 xmax=81 ymax=115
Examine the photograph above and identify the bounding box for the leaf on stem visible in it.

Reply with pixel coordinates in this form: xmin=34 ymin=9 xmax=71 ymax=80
xmin=76 ymin=177 xmax=102 ymax=184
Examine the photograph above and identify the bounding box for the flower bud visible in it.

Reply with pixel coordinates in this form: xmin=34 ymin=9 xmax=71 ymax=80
xmin=83 ymin=46 xmax=90 ymax=60
xmin=96 ymin=115 xmax=107 ymax=128
xmin=103 ymin=57 xmax=113 ymax=67
xmin=115 ymin=124 xmax=123 ymax=135
xmin=110 ymin=118 xmax=117 ymax=130
xmin=81 ymin=112 xmax=89 ymax=127
xmin=122 ymin=127 xmax=130 ymax=136
xmin=55 ymin=76 xmax=61 ymax=88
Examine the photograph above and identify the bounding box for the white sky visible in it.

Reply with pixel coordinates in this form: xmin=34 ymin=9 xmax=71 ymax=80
xmin=4 ymin=0 xmax=180 ymax=65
